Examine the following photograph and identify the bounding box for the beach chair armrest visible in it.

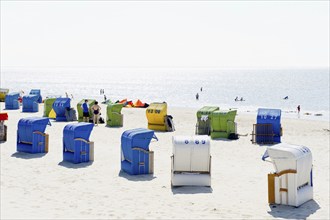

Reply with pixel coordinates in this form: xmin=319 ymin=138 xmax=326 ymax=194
xmin=132 ymin=147 xmax=152 ymax=154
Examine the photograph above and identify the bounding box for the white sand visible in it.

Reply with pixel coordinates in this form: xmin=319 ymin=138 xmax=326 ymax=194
xmin=1 ymin=102 xmax=329 ymax=219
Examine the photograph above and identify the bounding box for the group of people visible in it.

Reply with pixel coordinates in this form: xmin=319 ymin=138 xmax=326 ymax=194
xmin=81 ymin=100 xmax=102 ymax=126
xmin=234 ymin=96 xmax=245 ymax=101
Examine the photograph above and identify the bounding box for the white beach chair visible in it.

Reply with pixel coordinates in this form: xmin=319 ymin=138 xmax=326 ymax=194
xmin=262 ymin=143 xmax=313 ymax=207
xmin=171 ymin=136 xmax=211 ymax=187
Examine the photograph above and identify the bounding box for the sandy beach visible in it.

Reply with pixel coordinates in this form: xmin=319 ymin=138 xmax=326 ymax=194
xmin=0 ymin=101 xmax=329 ymax=219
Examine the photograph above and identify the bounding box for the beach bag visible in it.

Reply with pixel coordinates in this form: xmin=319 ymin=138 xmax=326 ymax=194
xmin=99 ymin=116 xmax=105 ymax=124
xmin=228 ymin=133 xmax=239 ymax=140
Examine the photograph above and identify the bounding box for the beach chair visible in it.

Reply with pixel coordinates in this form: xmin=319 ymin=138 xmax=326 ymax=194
xmin=106 ymin=103 xmax=123 ymax=127
xmin=29 ymin=89 xmax=42 ymax=103
xmin=262 ymin=143 xmax=313 ymax=207
xmin=0 ymin=113 xmax=8 ymax=142
xmin=121 ymin=128 xmax=158 ymax=175
xmin=0 ymin=88 xmax=9 ymax=102
xmin=146 ymin=102 xmax=174 ymax=132
xmin=252 ymin=108 xmax=282 ymax=144
xmin=196 ymin=106 xmax=219 ymax=135
xmin=210 ymin=110 xmax=237 ymax=139
xmin=16 ymin=117 xmax=51 ymax=153
xmin=43 ymin=98 xmax=57 ymax=117
xmin=63 ymin=123 xmax=94 ymax=164
xmin=53 ymin=98 xmax=73 ymax=121
xmin=5 ymin=92 xmax=20 ymax=110
xmin=77 ymin=99 xmax=96 ymax=122
xmin=22 ymin=95 xmax=39 ymax=112
xmin=171 ymin=136 xmax=211 ymax=187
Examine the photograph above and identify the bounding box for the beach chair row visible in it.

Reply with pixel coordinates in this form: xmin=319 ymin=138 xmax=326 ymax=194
xmin=12 ymin=115 xmax=313 ymax=208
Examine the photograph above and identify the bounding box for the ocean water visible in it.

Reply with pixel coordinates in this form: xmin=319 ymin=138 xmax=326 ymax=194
xmin=1 ymin=67 xmax=329 ymax=120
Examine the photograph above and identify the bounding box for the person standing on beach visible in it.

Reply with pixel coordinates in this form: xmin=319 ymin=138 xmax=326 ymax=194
xmin=297 ymin=105 xmax=301 ymax=113
xmin=200 ymin=87 xmax=203 ymax=92
xmin=91 ymin=101 xmax=101 ymax=126
xmin=196 ymin=93 xmax=199 ymax=100
xmin=81 ymin=99 xmax=90 ymax=122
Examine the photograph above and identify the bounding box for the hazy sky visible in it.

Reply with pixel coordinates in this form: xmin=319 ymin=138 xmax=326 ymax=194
xmin=1 ymin=1 xmax=329 ymax=68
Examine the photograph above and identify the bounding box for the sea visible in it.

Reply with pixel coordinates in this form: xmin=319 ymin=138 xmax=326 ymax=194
xmin=1 ymin=67 xmax=329 ymax=121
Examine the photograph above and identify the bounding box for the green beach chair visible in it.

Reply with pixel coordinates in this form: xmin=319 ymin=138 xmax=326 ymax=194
xmin=77 ymin=99 xmax=96 ymax=122
xmin=43 ymin=98 xmax=57 ymax=117
xmin=210 ymin=110 xmax=237 ymax=139
xmin=196 ymin=106 xmax=219 ymax=135
xmin=106 ymin=103 xmax=123 ymax=127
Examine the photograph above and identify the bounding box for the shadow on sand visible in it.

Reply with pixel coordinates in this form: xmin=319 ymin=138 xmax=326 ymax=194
xmin=118 ymin=170 xmax=156 ymax=181
xmin=11 ymin=152 xmax=47 ymax=159
xmin=171 ymin=186 xmax=213 ymax=195
xmin=58 ymin=161 xmax=93 ymax=169
xmin=268 ymin=200 xmax=320 ymax=219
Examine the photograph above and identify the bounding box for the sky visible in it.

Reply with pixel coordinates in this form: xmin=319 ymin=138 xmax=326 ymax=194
xmin=1 ymin=1 xmax=329 ymax=68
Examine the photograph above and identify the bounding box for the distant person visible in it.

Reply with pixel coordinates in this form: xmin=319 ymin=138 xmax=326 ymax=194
xmin=104 ymin=95 xmax=107 ymax=102
xmin=283 ymin=96 xmax=288 ymax=100
xmin=65 ymin=92 xmax=69 ymax=98
xmin=200 ymin=87 xmax=203 ymax=92
xmin=81 ymin=99 xmax=90 ymax=122
xmin=297 ymin=105 xmax=301 ymax=113
xmin=196 ymin=93 xmax=199 ymax=100
xmin=235 ymin=96 xmax=238 ymax=101
xmin=240 ymin=97 xmax=244 ymax=101
xmin=91 ymin=101 xmax=101 ymax=126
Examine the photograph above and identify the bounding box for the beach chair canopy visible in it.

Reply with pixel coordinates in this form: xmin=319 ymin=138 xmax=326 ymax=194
xmin=146 ymin=102 xmax=167 ymax=125
xmin=121 ymin=128 xmax=156 ymax=158
xmin=18 ymin=117 xmax=50 ymax=143
xmin=23 ymin=95 xmax=39 ymax=102
xmin=257 ymin=108 xmax=281 ymax=123
xmin=107 ymin=103 xmax=123 ymax=113
xmin=53 ymin=98 xmax=71 ymax=117
xmin=6 ymin=92 xmax=20 ymax=100
xmin=29 ymin=89 xmax=42 ymax=103
xmin=121 ymin=128 xmax=156 ymax=161
xmin=197 ymin=106 xmax=219 ymax=118
xmin=263 ymin=143 xmax=312 ymax=184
